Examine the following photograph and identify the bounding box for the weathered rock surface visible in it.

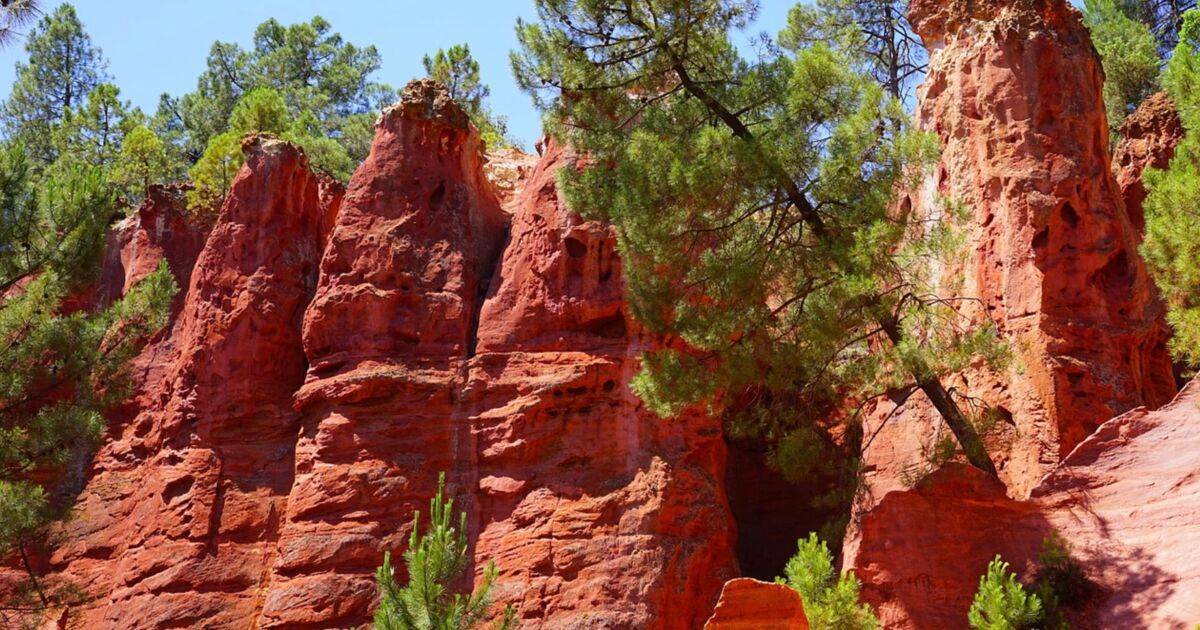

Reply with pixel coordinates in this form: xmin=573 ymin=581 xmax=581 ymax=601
xmin=41 ymin=137 xmax=341 ymax=629
xmin=703 ymin=579 xmax=810 ymax=630
xmin=858 ymin=0 xmax=1177 ymax=515
xmin=851 ymin=379 xmax=1200 ymax=629
xmin=10 ymin=81 xmax=736 ymax=629
xmin=255 ymin=78 xmax=509 ymax=629
xmin=471 ymin=139 xmax=736 ymax=628
xmin=95 ymin=184 xmax=213 ymax=310
xmin=851 ymin=465 xmax=1049 ymax=629
xmin=1111 ymin=92 xmax=1184 ymax=233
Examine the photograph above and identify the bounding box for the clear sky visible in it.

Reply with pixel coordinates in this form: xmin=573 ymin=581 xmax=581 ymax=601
xmin=0 ymin=0 xmax=803 ymax=151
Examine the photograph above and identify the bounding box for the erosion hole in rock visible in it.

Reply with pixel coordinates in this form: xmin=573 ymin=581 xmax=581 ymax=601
xmin=586 ymin=313 xmax=628 ymax=339
xmin=429 ymin=181 xmax=446 ymax=210
xmin=726 ymin=441 xmax=840 ymax=581
xmin=1032 ymin=226 xmax=1050 ymax=256
xmin=1060 ymin=202 xmax=1080 ymax=229
xmin=162 ymin=476 xmax=195 ymax=505
xmin=1094 ymin=250 xmax=1133 ymax=306
xmin=564 ymin=236 xmax=588 ymax=258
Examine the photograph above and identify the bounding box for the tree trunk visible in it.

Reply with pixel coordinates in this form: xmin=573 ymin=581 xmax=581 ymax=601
xmin=666 ymin=49 xmax=1000 ymax=478
xmin=877 ymin=314 xmax=999 ymax=478
xmin=18 ymin=541 xmax=49 ymax=609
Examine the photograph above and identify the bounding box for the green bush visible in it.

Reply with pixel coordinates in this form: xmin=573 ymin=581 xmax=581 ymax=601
xmin=373 ymin=473 xmax=516 ymax=630
xmin=780 ymin=533 xmax=878 ymax=630
xmin=968 ymin=556 xmax=1043 ymax=630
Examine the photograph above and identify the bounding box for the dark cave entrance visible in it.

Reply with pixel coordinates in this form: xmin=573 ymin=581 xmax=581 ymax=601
xmin=725 ymin=440 xmax=843 ymax=581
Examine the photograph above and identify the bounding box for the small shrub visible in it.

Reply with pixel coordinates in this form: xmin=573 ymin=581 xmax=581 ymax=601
xmin=968 ymin=556 xmax=1043 ymax=630
xmin=1033 ymin=532 xmax=1097 ymax=628
xmin=780 ymin=533 xmax=878 ymax=630
xmin=373 ymin=473 xmax=516 ymax=630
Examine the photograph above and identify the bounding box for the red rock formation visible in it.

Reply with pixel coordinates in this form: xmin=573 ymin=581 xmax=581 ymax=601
xmin=703 ymin=579 xmax=810 ymax=630
xmin=851 ymin=465 xmax=1049 ymax=629
xmin=1111 ymin=92 xmax=1184 ymax=233
xmin=471 ymin=139 xmax=736 ymax=628
xmin=95 ymin=184 xmax=213 ymax=309
xmin=850 ymin=379 xmax=1200 ymax=629
xmin=42 ymin=137 xmax=340 ymax=629
xmin=256 ymin=80 xmax=506 ymax=628
xmin=1032 ymin=378 xmax=1200 ymax=628
xmin=6 ymin=82 xmax=736 ymax=629
xmin=858 ymin=0 xmax=1177 ymax=508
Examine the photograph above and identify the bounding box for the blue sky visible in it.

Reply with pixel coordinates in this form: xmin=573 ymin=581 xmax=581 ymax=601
xmin=0 ymin=0 xmax=804 ymax=151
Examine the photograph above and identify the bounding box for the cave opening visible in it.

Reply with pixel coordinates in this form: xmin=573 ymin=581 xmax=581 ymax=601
xmin=725 ymin=439 xmax=844 ymax=581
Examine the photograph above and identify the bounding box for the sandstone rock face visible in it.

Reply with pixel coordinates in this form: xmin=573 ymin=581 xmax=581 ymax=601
xmin=96 ymin=184 xmax=213 ymax=311
xmin=851 ymin=465 xmax=1049 ymax=629
xmin=851 ymin=380 xmax=1200 ymax=629
xmin=12 ymin=81 xmax=736 ymax=629
xmin=471 ymin=139 xmax=736 ymax=628
xmin=1111 ymin=92 xmax=1184 ymax=233
xmin=1032 ymin=378 xmax=1200 ymax=628
xmin=255 ymin=79 xmax=508 ymax=628
xmin=41 ymin=137 xmax=341 ymax=629
xmin=703 ymin=579 xmax=810 ymax=630
xmin=859 ymin=0 xmax=1176 ymax=509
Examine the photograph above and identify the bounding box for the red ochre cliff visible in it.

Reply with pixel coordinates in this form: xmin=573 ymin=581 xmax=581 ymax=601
xmin=855 ymin=0 xmax=1177 ymax=518
xmin=844 ymin=2 xmax=1200 ymax=628
xmin=7 ymin=80 xmax=736 ymax=629
xmin=5 ymin=1 xmax=1200 ymax=627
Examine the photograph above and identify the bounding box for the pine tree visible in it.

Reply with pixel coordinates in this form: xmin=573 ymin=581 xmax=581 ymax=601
xmin=53 ymin=83 xmax=137 ymax=174
xmin=1083 ymin=0 xmax=1162 ymax=135
xmin=373 ymin=473 xmax=516 ymax=630
xmin=1121 ymin=0 xmax=1197 ymax=55
xmin=781 ymin=0 xmax=926 ymax=101
xmin=0 ymin=3 xmax=107 ymax=165
xmin=0 ymin=143 xmax=177 ymax=612
xmin=1143 ymin=8 xmax=1200 ymax=366
xmin=967 ymin=557 xmax=1044 ymax=630
xmin=174 ymin=16 xmax=394 ymax=165
xmin=512 ymin=0 xmax=1004 ymax=479
xmin=111 ymin=125 xmax=175 ymax=202
xmin=780 ymin=534 xmax=878 ymax=630
xmin=423 ymin=44 xmax=510 ymax=148
xmin=0 ymin=0 xmax=42 ymax=48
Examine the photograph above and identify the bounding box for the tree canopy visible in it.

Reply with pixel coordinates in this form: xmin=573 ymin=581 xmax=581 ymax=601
xmin=166 ymin=15 xmax=395 ymax=170
xmin=513 ymin=0 xmax=1005 ymax=484
xmin=0 ymin=144 xmax=176 ymax=613
xmin=423 ymin=44 xmax=510 ymax=148
xmin=1143 ymin=8 xmax=1200 ymax=367
xmin=1 ymin=4 xmax=107 ymax=165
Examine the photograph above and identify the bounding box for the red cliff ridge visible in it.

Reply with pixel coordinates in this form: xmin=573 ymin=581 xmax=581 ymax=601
xmin=6 ymin=2 xmax=1199 ymax=625
xmin=845 ymin=1 xmax=1200 ymax=628
xmin=11 ymin=80 xmax=736 ymax=629
xmin=853 ymin=0 xmax=1177 ymax=526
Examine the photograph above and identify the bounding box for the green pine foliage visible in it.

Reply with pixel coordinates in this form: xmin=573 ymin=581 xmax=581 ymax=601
xmin=780 ymin=534 xmax=878 ymax=630
xmin=187 ymin=86 xmax=358 ymax=210
xmin=374 ymin=473 xmax=516 ymax=630
xmin=967 ymin=557 xmax=1044 ymax=630
xmin=1 ymin=3 xmax=108 ymax=165
xmin=0 ymin=1 xmax=43 ymax=49
xmin=111 ymin=125 xmax=176 ymax=202
xmin=168 ymin=16 xmax=394 ymax=171
xmin=1030 ymin=533 xmax=1097 ymax=628
xmin=422 ymin=44 xmax=511 ymax=149
xmin=781 ymin=0 xmax=925 ymax=101
xmin=1117 ymin=0 xmax=1197 ymax=55
xmin=0 ymin=143 xmax=177 ymax=611
xmin=512 ymin=0 xmax=1006 ymax=482
xmin=1083 ymin=0 xmax=1162 ymax=135
xmin=1144 ymin=8 xmax=1200 ymax=367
